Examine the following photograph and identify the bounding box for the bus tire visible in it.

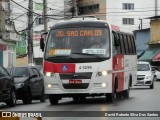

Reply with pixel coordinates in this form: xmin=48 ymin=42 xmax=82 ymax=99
xmin=123 ymin=89 xmax=129 ymax=98
xmin=79 ymin=96 xmax=86 ymax=103
xmin=116 ymin=92 xmax=122 ymax=100
xmin=123 ymin=76 xmax=132 ymax=98
xmin=106 ymin=93 xmax=115 ymax=102
xmin=114 ymin=78 xmax=121 ymax=99
xmin=49 ymin=95 xmax=59 ymax=105
xmin=72 ymin=97 xmax=79 ymax=101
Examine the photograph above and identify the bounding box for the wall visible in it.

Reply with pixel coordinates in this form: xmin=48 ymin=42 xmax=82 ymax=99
xmin=16 ymin=57 xmax=28 ymax=66
xmin=3 ymin=43 xmax=16 ymax=67
xmin=77 ymin=0 xmax=158 ymax=32
xmin=0 ymin=51 xmax=3 ymax=65
xmin=78 ymin=0 xmax=106 ymax=20
xmin=134 ymin=29 xmax=150 ymax=55
xmin=150 ymin=19 xmax=160 ymax=44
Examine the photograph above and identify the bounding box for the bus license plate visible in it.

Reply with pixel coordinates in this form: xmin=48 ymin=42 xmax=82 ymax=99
xmin=69 ymin=80 xmax=82 ymax=84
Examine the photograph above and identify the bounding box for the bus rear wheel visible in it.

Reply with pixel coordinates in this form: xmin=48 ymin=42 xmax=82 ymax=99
xmin=49 ymin=95 xmax=59 ymax=105
xmin=123 ymin=89 xmax=129 ymax=98
xmin=106 ymin=93 xmax=115 ymax=102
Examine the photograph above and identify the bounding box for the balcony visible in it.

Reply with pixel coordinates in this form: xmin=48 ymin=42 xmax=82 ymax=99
xmin=2 ymin=20 xmax=21 ymax=42
xmin=3 ymin=32 xmax=21 ymax=42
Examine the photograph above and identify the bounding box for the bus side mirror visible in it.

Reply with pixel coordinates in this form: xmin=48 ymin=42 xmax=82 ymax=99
xmin=40 ymin=38 xmax=45 ymax=52
xmin=40 ymin=32 xmax=48 ymax=52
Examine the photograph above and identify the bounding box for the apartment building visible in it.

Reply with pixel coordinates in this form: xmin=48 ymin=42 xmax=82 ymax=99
xmin=77 ymin=0 xmax=158 ymax=32
xmin=0 ymin=0 xmax=21 ymax=67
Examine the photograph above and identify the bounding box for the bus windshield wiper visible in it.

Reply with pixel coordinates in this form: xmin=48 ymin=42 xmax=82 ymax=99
xmin=72 ymin=53 xmax=104 ymax=60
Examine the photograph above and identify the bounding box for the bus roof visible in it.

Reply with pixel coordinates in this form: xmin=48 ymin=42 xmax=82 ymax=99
xmin=50 ymin=20 xmax=109 ymax=30
xmin=50 ymin=20 xmax=133 ymax=35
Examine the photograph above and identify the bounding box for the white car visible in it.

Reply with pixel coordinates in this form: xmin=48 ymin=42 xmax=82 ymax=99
xmin=151 ymin=66 xmax=160 ymax=80
xmin=136 ymin=61 xmax=154 ymax=89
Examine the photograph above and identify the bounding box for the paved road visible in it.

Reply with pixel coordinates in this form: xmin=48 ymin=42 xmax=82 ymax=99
xmin=1 ymin=81 xmax=160 ymax=120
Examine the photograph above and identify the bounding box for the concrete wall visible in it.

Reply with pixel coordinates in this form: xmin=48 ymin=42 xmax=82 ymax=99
xmin=78 ymin=0 xmax=106 ymax=20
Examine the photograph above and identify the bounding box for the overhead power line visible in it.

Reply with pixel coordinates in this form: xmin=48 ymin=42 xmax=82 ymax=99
xmin=12 ymin=12 xmax=28 ymax=20
xmin=10 ymin=0 xmax=41 ymax=16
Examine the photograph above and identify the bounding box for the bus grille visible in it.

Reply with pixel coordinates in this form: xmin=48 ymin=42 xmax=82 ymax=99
xmin=63 ymin=83 xmax=89 ymax=89
xmin=59 ymin=72 xmax=92 ymax=79
xmin=60 ymin=73 xmax=92 ymax=89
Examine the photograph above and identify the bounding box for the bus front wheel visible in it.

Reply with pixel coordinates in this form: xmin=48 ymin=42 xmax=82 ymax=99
xmin=106 ymin=93 xmax=115 ymax=102
xmin=49 ymin=95 xmax=59 ymax=105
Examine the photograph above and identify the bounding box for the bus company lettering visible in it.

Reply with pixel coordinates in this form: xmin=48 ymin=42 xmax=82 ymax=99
xmin=56 ymin=30 xmax=103 ymax=37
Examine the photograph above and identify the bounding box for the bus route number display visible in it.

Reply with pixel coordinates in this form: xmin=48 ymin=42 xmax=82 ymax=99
xmin=56 ymin=29 xmax=103 ymax=37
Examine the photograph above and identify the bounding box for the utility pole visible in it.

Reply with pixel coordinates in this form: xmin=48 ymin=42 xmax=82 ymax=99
xmin=43 ymin=0 xmax=47 ymax=32
xmin=155 ymin=0 xmax=158 ymax=16
xmin=72 ymin=0 xmax=78 ymax=17
xmin=0 ymin=0 xmax=5 ymax=36
xmin=28 ymin=0 xmax=34 ymax=65
xmin=8 ymin=0 xmax=11 ymax=19
xmin=139 ymin=18 xmax=143 ymax=30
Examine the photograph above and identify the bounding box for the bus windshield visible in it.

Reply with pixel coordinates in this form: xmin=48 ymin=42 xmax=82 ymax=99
xmin=45 ymin=27 xmax=110 ymax=63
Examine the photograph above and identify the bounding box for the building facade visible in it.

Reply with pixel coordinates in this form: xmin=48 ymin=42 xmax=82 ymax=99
xmin=10 ymin=0 xmax=65 ymax=65
xmin=138 ymin=16 xmax=160 ymax=64
xmin=0 ymin=0 xmax=21 ymax=67
xmin=77 ymin=0 xmax=159 ymax=32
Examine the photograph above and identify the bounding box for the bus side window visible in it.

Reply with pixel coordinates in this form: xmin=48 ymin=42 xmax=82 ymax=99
xmin=119 ymin=33 xmax=125 ymax=54
xmin=127 ymin=35 xmax=133 ymax=54
xmin=130 ymin=36 xmax=136 ymax=54
xmin=113 ymin=32 xmax=121 ymax=55
xmin=123 ymin=34 xmax=129 ymax=55
xmin=112 ymin=33 xmax=117 ymax=56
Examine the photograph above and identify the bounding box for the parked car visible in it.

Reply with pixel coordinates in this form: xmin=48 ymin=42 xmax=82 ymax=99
xmin=0 ymin=66 xmax=16 ymax=107
xmin=136 ymin=61 xmax=154 ymax=89
xmin=151 ymin=66 xmax=160 ymax=81
xmin=10 ymin=66 xmax=45 ymax=104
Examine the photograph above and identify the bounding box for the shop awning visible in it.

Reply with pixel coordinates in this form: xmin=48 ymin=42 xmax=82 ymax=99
xmin=0 ymin=44 xmax=7 ymax=51
xmin=152 ymin=52 xmax=160 ymax=62
xmin=138 ymin=47 xmax=160 ymax=62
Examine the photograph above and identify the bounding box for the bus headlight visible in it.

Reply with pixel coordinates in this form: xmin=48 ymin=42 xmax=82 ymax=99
xmin=45 ymin=72 xmax=54 ymax=77
xmin=48 ymin=84 xmax=52 ymax=88
xmin=98 ymin=70 xmax=112 ymax=76
xmin=98 ymin=71 xmax=107 ymax=76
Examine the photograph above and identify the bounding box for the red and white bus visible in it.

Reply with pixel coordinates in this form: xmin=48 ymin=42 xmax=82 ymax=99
xmin=40 ymin=18 xmax=137 ymax=104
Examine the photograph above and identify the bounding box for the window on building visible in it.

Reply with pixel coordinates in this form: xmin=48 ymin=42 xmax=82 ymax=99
xmin=35 ymin=17 xmax=44 ymax=25
xmin=122 ymin=3 xmax=134 ymax=10
xmin=122 ymin=18 xmax=134 ymax=25
xmin=79 ymin=4 xmax=99 ymax=15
